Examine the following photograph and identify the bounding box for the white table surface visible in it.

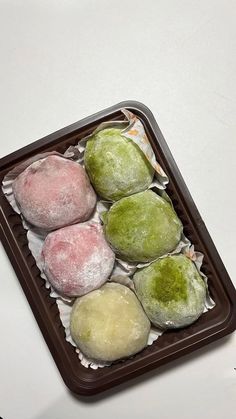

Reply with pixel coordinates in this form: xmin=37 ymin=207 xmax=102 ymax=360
xmin=0 ymin=1 xmax=236 ymax=418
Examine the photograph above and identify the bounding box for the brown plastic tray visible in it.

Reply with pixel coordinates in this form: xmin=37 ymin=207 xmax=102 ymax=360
xmin=1 ymin=101 xmax=236 ymax=396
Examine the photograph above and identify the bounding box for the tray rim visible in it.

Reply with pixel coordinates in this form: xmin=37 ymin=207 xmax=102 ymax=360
xmin=1 ymin=100 xmax=236 ymax=396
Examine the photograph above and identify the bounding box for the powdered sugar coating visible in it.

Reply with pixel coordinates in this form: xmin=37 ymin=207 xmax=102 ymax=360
xmin=12 ymin=155 xmax=97 ymax=230
xmin=70 ymin=283 xmax=151 ymax=362
xmin=41 ymin=222 xmax=115 ymax=297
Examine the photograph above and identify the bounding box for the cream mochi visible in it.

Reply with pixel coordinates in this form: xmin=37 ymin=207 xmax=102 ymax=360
xmin=70 ymin=283 xmax=151 ymax=362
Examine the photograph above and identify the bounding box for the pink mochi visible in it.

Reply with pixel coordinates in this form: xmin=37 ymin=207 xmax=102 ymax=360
xmin=12 ymin=155 xmax=97 ymax=230
xmin=41 ymin=222 xmax=115 ymax=297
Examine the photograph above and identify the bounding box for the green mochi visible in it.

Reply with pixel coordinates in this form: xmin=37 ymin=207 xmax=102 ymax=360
xmin=84 ymin=128 xmax=154 ymax=201
xmin=134 ymin=254 xmax=206 ymax=329
xmin=104 ymin=190 xmax=182 ymax=262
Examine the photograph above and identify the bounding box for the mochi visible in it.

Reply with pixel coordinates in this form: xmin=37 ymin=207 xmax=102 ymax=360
xmin=103 ymin=190 xmax=182 ymax=262
xmin=134 ymin=254 xmax=206 ymax=329
xmin=12 ymin=155 xmax=96 ymax=230
xmin=84 ymin=128 xmax=154 ymax=201
xmin=70 ymin=282 xmax=150 ymax=362
xmin=41 ymin=222 xmax=115 ymax=297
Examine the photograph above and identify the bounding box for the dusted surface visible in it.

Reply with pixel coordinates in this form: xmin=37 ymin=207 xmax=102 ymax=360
xmin=70 ymin=283 xmax=150 ymax=362
xmin=13 ymin=155 xmax=96 ymax=230
xmin=84 ymin=128 xmax=154 ymax=201
xmin=0 ymin=0 xmax=236 ymax=418
xmin=104 ymin=190 xmax=182 ymax=262
xmin=42 ymin=223 xmax=115 ymax=297
xmin=134 ymin=255 xmax=206 ymax=328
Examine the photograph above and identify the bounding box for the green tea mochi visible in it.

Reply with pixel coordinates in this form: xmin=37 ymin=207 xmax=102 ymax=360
xmin=70 ymin=282 xmax=150 ymax=362
xmin=134 ymin=254 xmax=206 ymax=329
xmin=104 ymin=190 xmax=182 ymax=262
xmin=84 ymin=128 xmax=154 ymax=201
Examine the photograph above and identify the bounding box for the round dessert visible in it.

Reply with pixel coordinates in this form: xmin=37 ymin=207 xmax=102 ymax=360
xmin=84 ymin=128 xmax=154 ymax=201
xmin=134 ymin=254 xmax=206 ymax=329
xmin=12 ymin=155 xmax=97 ymax=230
xmin=41 ymin=222 xmax=115 ymax=297
xmin=70 ymin=282 xmax=151 ymax=362
xmin=103 ymin=190 xmax=182 ymax=262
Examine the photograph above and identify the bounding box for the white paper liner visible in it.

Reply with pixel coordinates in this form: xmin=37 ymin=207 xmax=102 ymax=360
xmin=1 ymin=110 xmax=215 ymax=369
xmin=181 ymin=244 xmax=215 ymax=311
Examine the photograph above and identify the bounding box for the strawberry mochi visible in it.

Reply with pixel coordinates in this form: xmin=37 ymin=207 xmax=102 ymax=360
xmin=41 ymin=222 xmax=115 ymax=297
xmin=12 ymin=155 xmax=96 ymax=230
